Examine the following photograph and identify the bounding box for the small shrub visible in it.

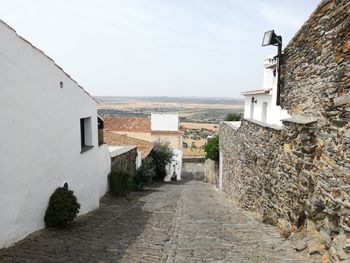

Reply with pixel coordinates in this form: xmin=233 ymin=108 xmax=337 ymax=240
xmin=134 ymin=158 xmax=155 ymax=189
xmin=204 ymin=135 xmax=219 ymax=161
xmin=44 ymin=187 xmax=80 ymax=228
xmin=225 ymin=113 xmax=242 ymax=121
xmin=108 ymin=169 xmax=131 ymax=196
xmin=151 ymin=142 xmax=173 ymax=182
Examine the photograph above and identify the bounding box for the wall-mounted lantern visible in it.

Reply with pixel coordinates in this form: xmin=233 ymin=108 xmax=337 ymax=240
xmin=262 ymin=30 xmax=282 ymax=105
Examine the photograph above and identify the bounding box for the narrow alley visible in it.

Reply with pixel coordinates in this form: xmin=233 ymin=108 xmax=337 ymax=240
xmin=0 ymin=164 xmax=312 ymax=263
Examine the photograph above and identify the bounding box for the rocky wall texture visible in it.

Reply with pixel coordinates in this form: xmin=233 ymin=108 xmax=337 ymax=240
xmin=111 ymin=148 xmax=137 ymax=178
xmin=204 ymin=159 xmax=218 ymax=185
xmin=98 ymin=128 xmax=104 ymax=146
xmin=220 ymin=1 xmax=350 ymax=260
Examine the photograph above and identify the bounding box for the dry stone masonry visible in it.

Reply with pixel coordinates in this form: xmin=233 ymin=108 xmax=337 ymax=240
xmin=204 ymin=159 xmax=219 ymax=185
xmin=220 ymin=0 xmax=350 ymax=261
xmin=110 ymin=147 xmax=137 ymax=177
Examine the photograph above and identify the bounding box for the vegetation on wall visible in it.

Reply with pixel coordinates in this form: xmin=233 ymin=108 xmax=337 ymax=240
xmin=44 ymin=186 xmax=80 ymax=228
xmin=150 ymin=142 xmax=173 ymax=182
xmin=108 ymin=169 xmax=131 ymax=197
xmin=225 ymin=113 xmax=242 ymax=121
xmin=204 ymin=135 xmax=219 ymax=161
xmin=134 ymin=158 xmax=155 ymax=189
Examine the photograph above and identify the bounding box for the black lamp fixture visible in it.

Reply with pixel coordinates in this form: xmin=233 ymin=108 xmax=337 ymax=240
xmin=262 ymin=30 xmax=282 ymax=105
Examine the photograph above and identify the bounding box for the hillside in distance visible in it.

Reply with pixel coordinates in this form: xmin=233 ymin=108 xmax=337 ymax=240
xmin=96 ymin=96 xmax=243 ymax=105
xmin=96 ymin=96 xmax=244 ymax=123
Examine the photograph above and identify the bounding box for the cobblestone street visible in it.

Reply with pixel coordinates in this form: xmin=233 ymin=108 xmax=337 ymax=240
xmin=0 ymin=164 xmax=313 ymax=262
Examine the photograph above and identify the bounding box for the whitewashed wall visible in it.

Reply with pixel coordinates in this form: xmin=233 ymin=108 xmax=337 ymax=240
xmin=164 ymin=149 xmax=183 ymax=181
xmin=151 ymin=113 xmax=179 ymax=131
xmin=243 ymin=56 xmax=290 ymax=126
xmin=0 ymin=21 xmax=111 ymax=248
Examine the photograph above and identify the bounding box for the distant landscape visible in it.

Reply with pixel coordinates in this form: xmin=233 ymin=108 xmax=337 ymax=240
xmin=97 ymin=96 xmax=244 ymax=157
xmin=96 ymin=96 xmax=244 ymax=123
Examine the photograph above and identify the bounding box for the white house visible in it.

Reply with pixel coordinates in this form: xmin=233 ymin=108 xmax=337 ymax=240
xmin=242 ymin=56 xmax=290 ymax=126
xmin=151 ymin=113 xmax=183 ymax=182
xmin=0 ymin=20 xmax=111 ymax=248
xmin=104 ymin=113 xmax=183 ymax=181
xmin=151 ymin=113 xmax=179 ymax=132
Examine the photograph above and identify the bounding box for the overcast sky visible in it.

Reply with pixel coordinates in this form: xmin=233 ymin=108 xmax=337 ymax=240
xmin=0 ymin=0 xmax=320 ymax=98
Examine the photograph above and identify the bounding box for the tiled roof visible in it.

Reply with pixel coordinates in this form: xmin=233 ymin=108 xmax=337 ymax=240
xmin=104 ymin=131 xmax=154 ymax=158
xmin=104 ymin=117 xmax=151 ymax=132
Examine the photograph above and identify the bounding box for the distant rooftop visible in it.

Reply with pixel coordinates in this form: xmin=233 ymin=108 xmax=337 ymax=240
xmin=104 ymin=131 xmax=154 ymax=158
xmin=105 ymin=116 xmax=151 ymax=132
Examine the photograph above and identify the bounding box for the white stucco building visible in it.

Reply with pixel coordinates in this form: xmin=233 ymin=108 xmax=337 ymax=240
xmin=0 ymin=20 xmax=111 ymax=248
xmin=151 ymin=113 xmax=183 ymax=182
xmin=242 ymin=56 xmax=290 ymax=126
xmin=151 ymin=113 xmax=179 ymax=132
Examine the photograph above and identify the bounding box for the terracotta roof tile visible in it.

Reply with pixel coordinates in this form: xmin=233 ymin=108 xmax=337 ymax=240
xmin=104 ymin=131 xmax=154 ymax=158
xmin=104 ymin=117 xmax=151 ymax=132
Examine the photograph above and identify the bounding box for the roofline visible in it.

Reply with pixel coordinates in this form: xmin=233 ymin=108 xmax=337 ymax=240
xmin=0 ymin=19 xmax=98 ymax=103
xmin=241 ymin=89 xmax=272 ymax=96
xmin=151 ymin=130 xmax=183 ymax=135
xmin=104 ymin=131 xmax=155 ymax=145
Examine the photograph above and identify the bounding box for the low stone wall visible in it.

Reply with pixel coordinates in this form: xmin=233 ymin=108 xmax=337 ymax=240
xmin=220 ymin=1 xmax=350 ymax=260
xmin=110 ymin=148 xmax=137 ymax=178
xmin=204 ymin=159 xmax=218 ymax=185
xmin=183 ymin=157 xmax=205 ymax=163
xmin=220 ymin=117 xmax=350 ymax=259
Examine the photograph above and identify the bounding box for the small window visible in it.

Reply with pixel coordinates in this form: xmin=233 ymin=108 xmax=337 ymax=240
xmin=80 ymin=117 xmax=93 ymax=153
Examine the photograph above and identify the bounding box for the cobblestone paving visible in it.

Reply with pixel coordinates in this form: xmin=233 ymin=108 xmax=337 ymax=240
xmin=0 ymin=164 xmax=314 ymax=262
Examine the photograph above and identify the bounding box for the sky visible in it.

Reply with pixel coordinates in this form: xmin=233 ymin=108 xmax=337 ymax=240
xmin=0 ymin=0 xmax=320 ymax=98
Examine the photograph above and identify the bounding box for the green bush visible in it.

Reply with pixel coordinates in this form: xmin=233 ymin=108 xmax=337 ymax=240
xmin=134 ymin=158 xmax=155 ymax=189
xmin=151 ymin=142 xmax=173 ymax=182
xmin=44 ymin=187 xmax=80 ymax=228
xmin=108 ymin=169 xmax=131 ymax=196
xmin=225 ymin=113 xmax=242 ymax=121
xmin=204 ymin=135 xmax=219 ymax=161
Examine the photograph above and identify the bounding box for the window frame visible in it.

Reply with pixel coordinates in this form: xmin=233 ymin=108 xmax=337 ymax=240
xmin=80 ymin=117 xmax=94 ymax=153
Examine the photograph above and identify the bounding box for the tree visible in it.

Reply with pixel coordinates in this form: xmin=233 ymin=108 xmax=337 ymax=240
xmin=204 ymin=135 xmax=219 ymax=161
xmin=150 ymin=142 xmax=173 ymax=182
xmin=225 ymin=113 xmax=242 ymax=121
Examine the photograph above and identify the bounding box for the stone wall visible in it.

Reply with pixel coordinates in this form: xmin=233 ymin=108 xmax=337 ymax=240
xmin=98 ymin=128 xmax=104 ymax=146
xmin=111 ymin=148 xmax=137 ymax=178
xmin=204 ymin=159 xmax=218 ymax=185
xmin=281 ymin=0 xmax=350 ymax=121
xmin=220 ymin=1 xmax=350 ymax=261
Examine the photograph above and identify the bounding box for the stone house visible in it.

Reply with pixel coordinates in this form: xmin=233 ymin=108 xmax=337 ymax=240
xmin=220 ymin=0 xmax=350 ymax=260
xmin=105 ymin=113 xmax=183 ymax=181
xmin=0 ymin=20 xmax=111 ymax=248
